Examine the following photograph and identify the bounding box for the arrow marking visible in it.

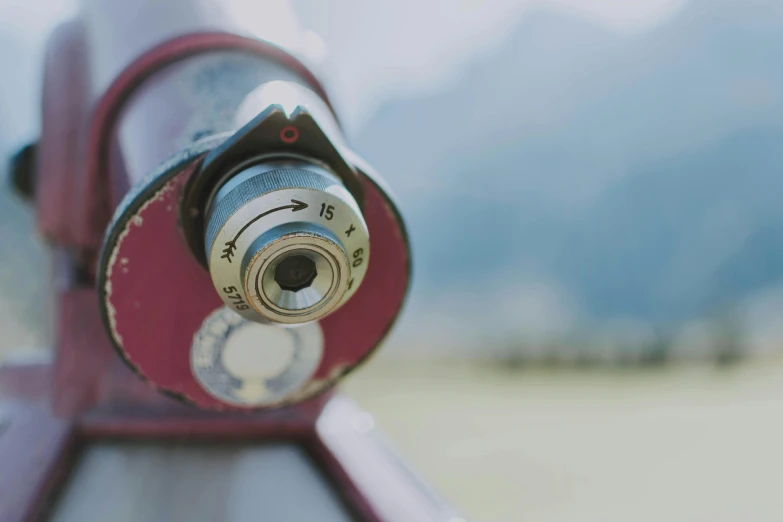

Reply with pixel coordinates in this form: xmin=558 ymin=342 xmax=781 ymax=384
xmin=221 ymin=199 xmax=308 ymax=263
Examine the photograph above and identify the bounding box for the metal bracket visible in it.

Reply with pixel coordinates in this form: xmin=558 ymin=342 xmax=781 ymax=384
xmin=181 ymin=105 xmax=364 ymax=266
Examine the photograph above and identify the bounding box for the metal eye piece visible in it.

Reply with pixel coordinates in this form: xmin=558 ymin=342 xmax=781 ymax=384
xmin=204 ymin=160 xmax=369 ymax=325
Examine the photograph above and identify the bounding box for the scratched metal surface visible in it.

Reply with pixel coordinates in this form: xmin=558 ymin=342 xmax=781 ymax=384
xmin=48 ymin=442 xmax=354 ymax=522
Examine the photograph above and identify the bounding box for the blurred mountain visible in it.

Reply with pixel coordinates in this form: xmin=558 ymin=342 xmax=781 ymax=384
xmin=2 ymin=0 xmax=782 ymax=358
xmin=560 ymin=128 xmax=783 ymax=322
xmin=352 ymin=0 xmax=783 ymax=336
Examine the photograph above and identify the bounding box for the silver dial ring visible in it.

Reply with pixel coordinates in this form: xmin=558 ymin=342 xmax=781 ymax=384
xmin=205 ymin=160 xmax=369 ymax=324
xmin=242 ymin=223 xmax=349 ymax=323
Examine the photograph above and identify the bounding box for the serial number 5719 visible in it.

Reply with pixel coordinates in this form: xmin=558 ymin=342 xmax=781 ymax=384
xmin=223 ymin=286 xmax=249 ymax=310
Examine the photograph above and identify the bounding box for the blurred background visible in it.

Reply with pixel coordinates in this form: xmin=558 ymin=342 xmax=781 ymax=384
xmin=2 ymin=0 xmax=783 ymax=520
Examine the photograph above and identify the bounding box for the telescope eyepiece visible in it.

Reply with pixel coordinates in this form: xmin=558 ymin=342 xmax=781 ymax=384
xmin=204 ymin=160 xmax=369 ymax=325
xmin=275 ymin=253 xmax=317 ymax=292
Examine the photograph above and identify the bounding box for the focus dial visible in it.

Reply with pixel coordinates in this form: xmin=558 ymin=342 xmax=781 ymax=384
xmin=205 ymin=160 xmax=369 ymax=324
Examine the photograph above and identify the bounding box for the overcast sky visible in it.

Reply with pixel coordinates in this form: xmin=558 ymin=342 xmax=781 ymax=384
xmin=293 ymin=0 xmax=686 ymax=128
xmin=0 ymin=0 xmax=686 ymax=145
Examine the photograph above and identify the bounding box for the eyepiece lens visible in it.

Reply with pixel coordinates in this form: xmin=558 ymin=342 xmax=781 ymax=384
xmin=274 ymin=254 xmax=317 ymax=292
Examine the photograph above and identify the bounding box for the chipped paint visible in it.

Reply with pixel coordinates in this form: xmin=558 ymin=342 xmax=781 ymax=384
xmin=104 ymin=177 xmax=183 ymax=353
xmin=97 ymin=132 xmax=410 ymax=411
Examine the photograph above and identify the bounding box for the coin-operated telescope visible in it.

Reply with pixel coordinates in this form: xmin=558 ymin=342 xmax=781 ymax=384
xmin=0 ymin=1 xmax=463 ymax=520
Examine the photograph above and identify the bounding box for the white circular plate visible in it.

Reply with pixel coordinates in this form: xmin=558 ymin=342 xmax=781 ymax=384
xmin=190 ymin=307 xmax=324 ymax=407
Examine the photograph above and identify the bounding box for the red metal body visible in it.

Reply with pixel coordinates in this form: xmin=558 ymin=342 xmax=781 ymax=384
xmin=40 ymin=0 xmax=410 ymax=412
xmin=0 ymin=2 xmax=454 ymax=521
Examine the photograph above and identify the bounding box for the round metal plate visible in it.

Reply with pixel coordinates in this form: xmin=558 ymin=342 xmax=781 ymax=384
xmin=191 ymin=307 xmax=323 ymax=407
xmin=99 ymin=141 xmax=409 ymax=410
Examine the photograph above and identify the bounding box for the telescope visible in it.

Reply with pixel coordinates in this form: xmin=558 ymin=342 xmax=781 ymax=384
xmin=0 ymin=1 xmax=463 ymax=520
